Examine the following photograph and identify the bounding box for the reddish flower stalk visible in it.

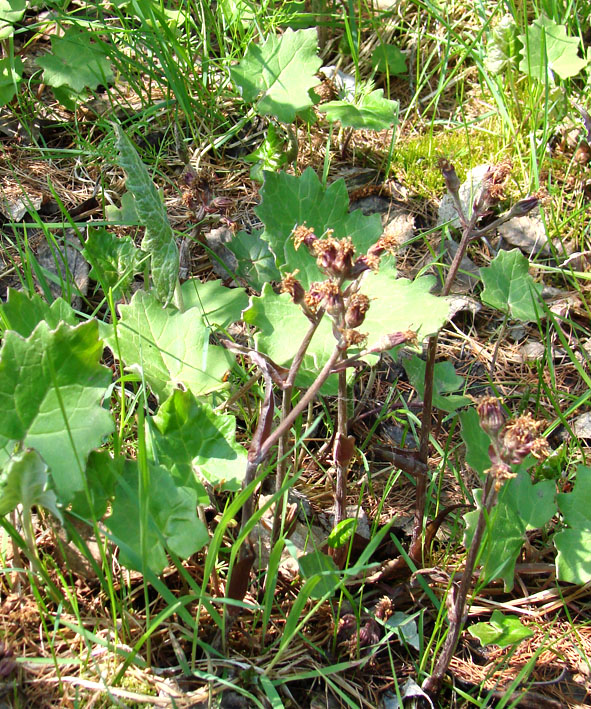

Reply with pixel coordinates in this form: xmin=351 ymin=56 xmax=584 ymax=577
xmin=422 ymin=398 xmax=548 ymax=698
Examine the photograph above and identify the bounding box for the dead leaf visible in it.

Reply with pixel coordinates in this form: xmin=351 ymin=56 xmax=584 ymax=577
xmin=36 ymin=230 xmax=89 ymax=308
xmin=498 ymin=214 xmax=552 ymax=257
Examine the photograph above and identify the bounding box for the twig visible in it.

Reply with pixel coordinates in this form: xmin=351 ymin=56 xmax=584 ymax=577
xmin=332 ymin=368 xmax=350 ymax=567
xmin=272 ymin=314 xmax=324 ymax=542
xmin=422 ymin=475 xmax=496 ymax=697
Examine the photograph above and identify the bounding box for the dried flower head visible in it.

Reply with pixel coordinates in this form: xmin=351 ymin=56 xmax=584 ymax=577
xmin=488 ymin=159 xmax=512 ymax=201
xmin=374 ymin=596 xmax=393 ymax=621
xmin=472 ymin=161 xmax=513 ymax=218
xmin=280 ymin=271 xmax=305 ymax=305
xmin=305 ymin=280 xmax=342 ymax=315
xmin=311 ymin=236 xmax=357 ymax=278
xmin=312 ymin=236 xmax=339 ymax=271
xmin=337 ymin=613 xmax=357 ymax=640
xmin=334 ymin=236 xmax=356 ymax=276
xmin=348 ymin=234 xmax=397 ymax=278
xmin=490 ymin=460 xmax=517 ymax=490
xmin=292 ymin=224 xmax=316 ymax=250
xmin=500 ymin=413 xmax=549 ymax=464
xmin=350 ymin=253 xmax=377 ymax=278
xmin=342 ymin=329 xmax=367 ymax=348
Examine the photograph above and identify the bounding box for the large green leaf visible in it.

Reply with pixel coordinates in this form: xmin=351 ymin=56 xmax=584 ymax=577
xmin=69 ymin=450 xmax=120 ymax=519
xmin=149 ymin=390 xmax=247 ymax=493
xmin=230 ymin=27 xmax=321 ymax=122
xmin=0 ymin=320 xmax=114 ymax=502
xmin=359 ymin=255 xmax=448 ymax=343
xmin=404 ymin=356 xmax=471 ymax=413
xmin=318 ymin=89 xmax=399 ymax=130
xmin=105 ymin=191 xmax=140 ymax=225
xmin=256 ymin=167 xmax=382 ymax=289
xmin=298 ymin=551 xmax=340 ymax=599
xmin=180 ymin=278 xmax=248 ymax=329
xmin=0 ymin=435 xmax=14 ymax=469
xmin=104 ymin=289 xmax=231 ymax=401
xmin=83 ymin=227 xmax=145 ymax=301
xmin=555 ymin=466 xmax=591 ymax=584
xmin=0 ymin=0 xmax=26 ymax=24
xmin=0 ymin=1 xmax=26 ymax=40
xmin=0 ymin=449 xmax=61 ymax=520
xmin=460 ymin=407 xmax=493 ymax=479
xmin=0 ymin=288 xmax=76 ymax=337
xmin=519 ymin=14 xmax=588 ymax=81
xmin=0 ymin=56 xmax=22 ymax=104
xmin=115 ymin=126 xmax=178 ymax=306
xmin=464 ymin=472 xmax=556 ymax=591
xmin=36 ymin=28 xmax=114 ymax=92
xmin=371 ymin=44 xmax=407 ymax=75
xmin=105 ymin=460 xmax=209 ymax=574
xmin=225 ymin=229 xmax=281 ymax=291
xmin=468 ymin=610 xmax=533 ymax=648
xmin=485 ymin=14 xmax=520 ymax=74
xmin=480 ymin=249 xmax=543 ymax=322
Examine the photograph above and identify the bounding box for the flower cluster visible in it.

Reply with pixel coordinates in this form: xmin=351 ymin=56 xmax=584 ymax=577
xmin=438 ymin=157 xmax=539 ymax=225
xmin=337 ymin=596 xmax=393 ymax=659
xmin=477 ymin=396 xmax=550 ymax=487
xmin=281 ymin=224 xmax=415 ymax=355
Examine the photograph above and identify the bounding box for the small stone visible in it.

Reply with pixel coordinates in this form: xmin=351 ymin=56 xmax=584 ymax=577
xmin=508 ymin=324 xmax=526 ymax=342
xmin=520 ymin=341 xmax=545 ymax=361
xmin=447 ymin=294 xmax=481 ymax=319
xmin=572 ymin=412 xmax=591 ymax=440
xmin=498 ymin=213 xmax=552 ymax=256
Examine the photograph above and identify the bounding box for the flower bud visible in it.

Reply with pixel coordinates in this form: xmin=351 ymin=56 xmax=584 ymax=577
xmin=438 ymin=158 xmax=461 ymax=195
xmin=334 ymin=433 xmax=356 ymax=468
xmin=364 ymin=329 xmax=417 ymax=354
xmin=510 ymin=196 xmax=539 ymax=218
xmin=472 ymin=182 xmax=492 ymax=218
xmin=345 ymin=293 xmax=370 ymax=328
xmin=358 ymin=619 xmax=380 ymax=648
xmin=477 ymin=396 xmax=505 ymax=438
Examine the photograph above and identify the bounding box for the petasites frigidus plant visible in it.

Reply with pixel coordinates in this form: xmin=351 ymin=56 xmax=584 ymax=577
xmin=415 ymin=159 xmax=539 ymax=546
xmin=223 ymin=226 xmax=420 ymax=604
xmin=422 ymin=396 xmax=549 ymax=699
